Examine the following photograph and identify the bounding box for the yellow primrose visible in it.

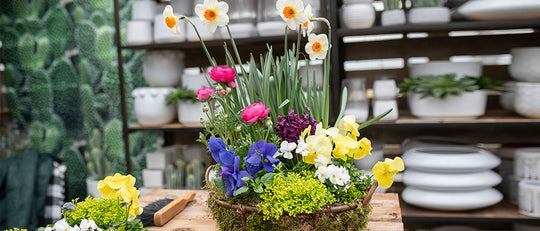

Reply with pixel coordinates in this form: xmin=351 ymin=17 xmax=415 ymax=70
xmin=338 ymin=115 xmax=360 ymax=139
xmin=195 ymin=0 xmax=230 ymax=33
xmin=305 ymin=33 xmax=328 ymax=61
xmin=372 ymin=157 xmax=404 ymax=189
xmin=350 ymin=137 xmax=372 ymax=159
xmin=301 ymin=4 xmax=314 ymax=37
xmin=162 ymin=5 xmax=182 ymax=35
xmin=332 ymin=134 xmax=359 ymax=161
xmin=276 ymin=0 xmax=308 ymax=30
xmin=304 ymin=135 xmax=332 ymax=164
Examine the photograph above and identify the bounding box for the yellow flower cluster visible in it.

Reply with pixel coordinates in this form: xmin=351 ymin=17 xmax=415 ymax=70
xmin=97 ymin=173 xmax=143 ymax=216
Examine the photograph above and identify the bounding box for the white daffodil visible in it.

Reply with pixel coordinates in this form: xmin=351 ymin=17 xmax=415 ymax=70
xmin=163 ymin=5 xmax=182 ymax=35
xmin=195 ymin=0 xmax=229 ymax=33
xmin=305 ymin=33 xmax=329 ymax=60
xmin=296 ymin=138 xmax=309 ymax=156
xmin=80 ymin=219 xmax=102 ymax=231
xmin=275 ymin=141 xmax=296 ymax=159
xmin=276 ymin=0 xmax=308 ymax=30
xmin=301 ymin=4 xmax=314 ymax=37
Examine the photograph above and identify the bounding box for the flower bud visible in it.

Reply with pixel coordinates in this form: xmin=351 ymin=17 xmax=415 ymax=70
xmin=236 ymin=126 xmax=242 ymax=132
xmin=216 ymin=85 xmax=224 ymax=92
xmin=215 ymin=103 xmax=221 ymax=108
xmin=266 ymin=120 xmax=273 ymax=127
xmin=226 ymin=88 xmax=232 ymax=94
xmin=202 ymin=104 xmax=209 ymax=112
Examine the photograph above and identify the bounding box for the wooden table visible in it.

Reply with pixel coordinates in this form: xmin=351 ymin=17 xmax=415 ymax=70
xmin=139 ymin=190 xmax=403 ymax=231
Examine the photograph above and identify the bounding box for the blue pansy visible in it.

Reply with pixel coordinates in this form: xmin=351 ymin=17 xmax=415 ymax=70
xmin=220 ymin=156 xmax=252 ymax=197
xmin=246 ymin=140 xmax=280 ymax=175
xmin=208 ymin=136 xmax=235 ymax=166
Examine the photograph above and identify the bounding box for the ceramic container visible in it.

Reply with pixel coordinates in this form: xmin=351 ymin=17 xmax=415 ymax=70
xmin=256 ymin=21 xmax=287 ymax=37
xmin=142 ymin=169 xmax=165 ymax=188
xmin=132 ymin=1 xmax=157 ymax=21
xmin=519 ymin=180 xmax=540 ymax=217
xmin=178 ymin=101 xmax=206 ymax=124
xmin=403 ymin=170 xmax=502 ymax=191
xmin=407 ymin=6 xmax=451 ymax=24
xmin=407 ymin=90 xmax=487 ymax=120
xmin=126 ymin=21 xmax=153 ymax=45
xmin=154 ymin=15 xmax=186 ymax=43
xmin=402 ymin=187 xmax=503 ymax=211
xmin=409 ymin=61 xmax=482 ymax=79
xmin=186 ymin=17 xmax=216 ymax=41
xmin=514 ymin=148 xmax=540 ymax=180
xmin=146 ymin=148 xmax=175 ymax=170
xmin=299 ymin=61 xmax=324 ymax=89
xmin=340 ymin=4 xmax=375 ymax=29
xmin=372 ymin=99 xmax=398 ymax=121
xmin=381 ymin=9 xmax=406 ymax=26
xmin=86 ymin=178 xmax=101 ymax=198
xmin=373 ymin=79 xmax=397 ymax=100
xmin=509 ymin=47 xmax=540 ymax=82
xmin=499 ymin=81 xmax=516 ymax=111
xmin=220 ymin=23 xmax=256 ymax=39
xmin=401 ymin=136 xmax=474 ymax=152
xmin=142 ymin=50 xmax=184 ymax=87
xmin=342 ymin=78 xmax=369 ymax=122
xmin=169 ymin=0 xmax=194 ymax=16
xmin=226 ymin=0 xmax=257 ymax=24
xmin=182 ymin=68 xmax=209 ymax=91
xmin=132 ymin=87 xmax=177 ymax=126
xmin=402 ymin=146 xmax=501 ymax=173
xmin=514 ymin=82 xmax=540 ymax=118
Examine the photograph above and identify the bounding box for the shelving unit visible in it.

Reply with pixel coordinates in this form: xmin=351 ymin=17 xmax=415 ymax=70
xmin=113 ymin=0 xmax=540 ymax=229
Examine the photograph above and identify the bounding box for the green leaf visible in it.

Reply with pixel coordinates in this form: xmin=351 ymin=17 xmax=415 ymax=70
xmin=261 ymin=172 xmax=274 ymax=185
xmin=214 ymin=176 xmax=227 ymax=192
xmin=233 ymin=186 xmax=250 ymax=197
xmin=254 ymin=184 xmax=264 ymax=193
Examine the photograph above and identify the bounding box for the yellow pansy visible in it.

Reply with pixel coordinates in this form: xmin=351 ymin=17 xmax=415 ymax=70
xmin=97 ymin=173 xmax=130 ymax=199
xmin=162 ymin=5 xmax=182 ymax=35
xmin=194 ymin=0 xmax=230 ymax=33
xmin=276 ymin=0 xmax=308 ymax=30
xmin=350 ymin=137 xmax=372 ymax=159
xmin=372 ymin=157 xmax=405 ymax=189
xmin=305 ymin=33 xmax=328 ymax=61
xmin=338 ymin=115 xmax=360 ymax=139
xmin=332 ymin=134 xmax=359 ymax=161
xmin=304 ymin=135 xmax=332 ymax=164
xmin=300 ymin=125 xmax=312 ymax=140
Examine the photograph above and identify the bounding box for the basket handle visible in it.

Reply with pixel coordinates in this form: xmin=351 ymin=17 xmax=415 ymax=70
xmin=362 ymin=180 xmax=378 ymax=210
xmin=205 ymin=165 xmax=215 ymax=184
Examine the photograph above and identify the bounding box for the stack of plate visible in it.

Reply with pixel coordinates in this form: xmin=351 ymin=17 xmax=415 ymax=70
xmin=402 ymin=146 xmax=503 ymax=211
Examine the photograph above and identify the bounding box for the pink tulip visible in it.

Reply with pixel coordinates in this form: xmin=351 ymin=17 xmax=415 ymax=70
xmin=209 ymin=66 xmax=237 ymax=88
xmin=197 ymin=87 xmax=215 ymax=101
xmin=241 ymin=102 xmax=270 ymax=124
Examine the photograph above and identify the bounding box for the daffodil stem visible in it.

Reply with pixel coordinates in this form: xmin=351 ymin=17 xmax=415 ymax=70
xmin=181 ymin=17 xmax=216 ymax=68
xmin=225 ymin=26 xmax=248 ymax=76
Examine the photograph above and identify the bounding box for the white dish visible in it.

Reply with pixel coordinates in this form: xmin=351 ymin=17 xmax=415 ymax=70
xmin=402 ymin=187 xmax=503 ymax=211
xmin=401 ymin=136 xmax=474 ymax=152
xmin=402 ymin=146 xmax=501 ymax=173
xmin=403 ymin=170 xmax=502 ymax=191
xmin=457 ymin=0 xmax=540 ymax=21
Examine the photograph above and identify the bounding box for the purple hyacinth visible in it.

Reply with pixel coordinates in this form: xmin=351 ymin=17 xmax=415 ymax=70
xmin=246 ymin=140 xmax=280 ymax=175
xmin=274 ymin=110 xmax=318 ymax=143
xmin=220 ymin=156 xmax=252 ymax=197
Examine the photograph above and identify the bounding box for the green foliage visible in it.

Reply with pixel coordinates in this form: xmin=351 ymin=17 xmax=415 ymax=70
xmin=165 ymin=87 xmax=198 ymax=105
xmin=0 ymin=124 xmax=31 ymax=160
xmin=17 ymin=33 xmax=34 ymax=71
xmin=36 ymin=36 xmax=50 ymax=68
xmin=90 ymin=12 xmax=106 ymax=28
xmin=62 ymin=197 xmax=127 ymax=229
xmin=44 ymin=6 xmax=71 ymax=58
xmin=398 ymin=74 xmax=505 ymax=99
xmin=28 ymin=121 xmax=62 ymax=154
xmin=96 ymin=26 xmax=114 ymax=69
xmin=104 ymin=119 xmax=123 ymax=160
xmin=28 ymin=70 xmax=53 ymax=123
xmin=383 ymin=0 xmax=401 ymax=10
xmin=258 ymin=172 xmax=335 ymax=220
xmin=60 ymin=148 xmax=88 ymax=200
xmin=411 ymin=0 xmax=443 ymax=7
xmin=87 ymin=129 xmax=112 ymax=180
xmin=50 ymin=58 xmax=83 ymax=138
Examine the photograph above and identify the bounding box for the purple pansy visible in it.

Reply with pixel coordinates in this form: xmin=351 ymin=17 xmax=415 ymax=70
xmin=220 ymin=156 xmax=252 ymax=197
xmin=208 ymin=136 xmax=235 ymax=166
xmin=246 ymin=140 xmax=280 ymax=175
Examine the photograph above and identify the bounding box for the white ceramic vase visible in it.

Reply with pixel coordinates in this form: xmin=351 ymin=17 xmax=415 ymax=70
xmin=514 ymin=148 xmax=540 ymax=180
xmin=407 ymin=90 xmax=487 ymax=120
xmin=340 ymin=3 xmax=375 ymax=29
xmin=142 ymin=50 xmax=185 ymax=87
xmin=509 ymin=47 xmax=540 ymax=82
xmin=177 ymin=101 xmax=206 ymax=124
xmin=86 ymin=178 xmax=101 ymax=198
xmin=381 ymin=10 xmax=406 ymax=26
xmin=408 ymin=7 xmax=451 ymax=24
xmin=514 ymin=82 xmax=540 ymax=118
xmin=518 ymin=180 xmax=540 ymax=217
xmin=142 ymin=169 xmax=165 ymax=188
xmin=132 ymin=87 xmax=177 ymax=126
xmin=126 ymin=21 xmax=153 ymax=45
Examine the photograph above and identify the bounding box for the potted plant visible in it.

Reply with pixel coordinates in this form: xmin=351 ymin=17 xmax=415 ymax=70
xmin=166 ymin=86 xmax=205 ymax=124
xmin=85 ymin=128 xmax=112 ymax=198
xmin=381 ymin=0 xmax=405 ymax=26
xmin=399 ymin=74 xmax=505 ymax=119
xmin=408 ymin=0 xmax=451 ymax=24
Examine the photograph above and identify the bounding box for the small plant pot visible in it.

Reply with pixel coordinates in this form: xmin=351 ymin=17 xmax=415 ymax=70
xmin=407 ymin=90 xmax=487 ymax=120
xmin=408 ymin=7 xmax=451 ymax=24
xmin=132 ymin=87 xmax=177 ymax=126
xmin=142 ymin=169 xmax=165 ymax=189
xmin=409 ymin=61 xmax=482 ymax=79
xmin=340 ymin=3 xmax=376 ymax=29
xmin=126 ymin=21 xmax=153 ymax=45
xmin=381 ymin=9 xmax=406 ymax=26
xmin=142 ymin=50 xmax=184 ymax=87
xmin=514 ymin=82 xmax=540 ymax=118
xmin=86 ymin=178 xmax=101 ymax=198
xmin=178 ymin=101 xmax=206 ymax=124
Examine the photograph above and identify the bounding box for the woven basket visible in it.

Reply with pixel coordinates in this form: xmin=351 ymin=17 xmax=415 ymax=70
xmin=205 ymin=165 xmax=378 ymax=231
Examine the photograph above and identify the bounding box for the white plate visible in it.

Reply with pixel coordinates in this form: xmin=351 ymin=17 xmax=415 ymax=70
xmin=457 ymin=0 xmax=540 ymax=21
xmin=402 ymin=146 xmax=501 ymax=173
xmin=403 ymin=170 xmax=502 ymax=191
xmin=402 ymin=187 xmax=503 ymax=211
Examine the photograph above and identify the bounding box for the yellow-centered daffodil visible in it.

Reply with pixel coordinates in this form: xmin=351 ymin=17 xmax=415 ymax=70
xmin=195 ymin=0 xmax=230 ymax=33
xmin=163 ymin=5 xmax=182 ymax=35
xmin=277 ymin=0 xmax=308 ymax=30
xmin=305 ymin=33 xmax=329 ymax=61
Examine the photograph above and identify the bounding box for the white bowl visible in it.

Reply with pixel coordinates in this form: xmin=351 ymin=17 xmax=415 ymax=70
xmin=381 ymin=9 xmax=406 ymax=26
xmin=509 ymin=47 xmax=540 ymax=82
xmin=402 ymin=187 xmax=503 ymax=211
xmin=514 ymin=82 xmax=540 ymax=118
xmin=402 ymin=146 xmax=501 ymax=173
xmin=340 ymin=4 xmax=375 ymax=29
xmin=256 ymin=21 xmax=287 ymax=37
xmin=177 ymin=101 xmax=206 ymax=124
xmin=132 ymin=1 xmax=157 ymax=21
xmin=132 ymin=87 xmax=177 ymax=126
xmin=142 ymin=50 xmax=184 ymax=87
xmin=409 ymin=61 xmax=482 ymax=79
xmin=407 ymin=7 xmax=451 ymax=24
xmin=126 ymin=21 xmax=153 ymax=45
xmin=407 ymin=90 xmax=487 ymax=120
xmin=221 ymin=23 xmax=256 ymax=39
xmin=153 ymin=14 xmax=186 ymax=44
xmin=403 ymin=169 xmax=502 ymax=191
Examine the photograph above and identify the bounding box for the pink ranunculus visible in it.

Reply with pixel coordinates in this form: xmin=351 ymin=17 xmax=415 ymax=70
xmin=241 ymin=102 xmax=270 ymax=124
xmin=209 ymin=66 xmax=237 ymax=88
xmin=197 ymin=87 xmax=215 ymax=101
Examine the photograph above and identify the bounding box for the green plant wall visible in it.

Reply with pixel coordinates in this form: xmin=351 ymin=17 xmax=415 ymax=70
xmin=0 ymin=0 xmax=161 ymax=203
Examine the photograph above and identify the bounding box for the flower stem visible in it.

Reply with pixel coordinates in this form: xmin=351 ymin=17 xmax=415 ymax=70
xmin=225 ymin=25 xmax=248 ymax=76
xmin=181 ymin=16 xmax=216 ymax=68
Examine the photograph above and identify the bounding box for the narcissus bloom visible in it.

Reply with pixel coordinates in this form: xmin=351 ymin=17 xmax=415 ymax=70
xmin=305 ymin=33 xmax=329 ymax=60
xmin=372 ymin=157 xmax=405 ymax=189
xmin=301 ymin=4 xmax=314 ymax=37
xmin=195 ymin=0 xmax=229 ymax=33
xmin=163 ymin=5 xmax=181 ymax=35
xmin=277 ymin=0 xmax=308 ymax=30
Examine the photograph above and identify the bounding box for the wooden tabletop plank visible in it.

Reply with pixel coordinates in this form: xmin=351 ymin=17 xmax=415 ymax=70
xmin=140 ymin=190 xmax=403 ymax=231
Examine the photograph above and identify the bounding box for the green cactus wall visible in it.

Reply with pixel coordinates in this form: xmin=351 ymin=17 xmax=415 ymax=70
xmin=0 ymin=0 xmax=161 ymax=203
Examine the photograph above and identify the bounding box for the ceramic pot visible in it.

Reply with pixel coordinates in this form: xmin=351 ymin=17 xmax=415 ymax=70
xmin=407 ymin=90 xmax=487 ymax=120
xmin=178 ymin=101 xmax=206 ymax=124
xmin=299 ymin=61 xmax=324 ymax=89
xmin=514 ymin=82 xmax=540 ymax=118
xmin=86 ymin=178 xmax=101 ymax=198
xmin=142 ymin=169 xmax=165 ymax=188
xmin=154 ymin=15 xmax=186 ymax=43
xmin=132 ymin=87 xmax=177 ymax=126
xmin=509 ymin=47 xmax=540 ymax=82
xmin=142 ymin=50 xmax=184 ymax=87
xmin=131 ymin=1 xmax=157 ymax=21
xmin=519 ymin=180 xmax=540 ymax=217
xmin=403 ymin=170 xmax=502 ymax=191
xmin=499 ymin=81 xmax=516 ymax=111
xmin=402 ymin=146 xmax=501 ymax=173
xmin=407 ymin=7 xmax=450 ymax=24
xmin=381 ymin=9 xmax=406 ymax=26
xmin=409 ymin=61 xmax=482 ymax=79
xmin=514 ymin=148 xmax=540 ymax=180
xmin=221 ymin=23 xmax=256 ymax=39
xmin=373 ymin=79 xmax=397 ymax=100
xmin=256 ymin=21 xmax=287 ymax=37
xmin=182 ymin=68 xmax=209 ymax=91
xmin=402 ymin=187 xmax=503 ymax=211
xmin=340 ymin=4 xmax=375 ymax=29
xmin=126 ymin=21 xmax=153 ymax=45
xmin=372 ymin=99 xmax=398 ymax=121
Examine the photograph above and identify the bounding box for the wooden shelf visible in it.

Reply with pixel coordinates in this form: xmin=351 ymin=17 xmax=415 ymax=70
xmin=338 ymin=19 xmax=540 ymax=37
